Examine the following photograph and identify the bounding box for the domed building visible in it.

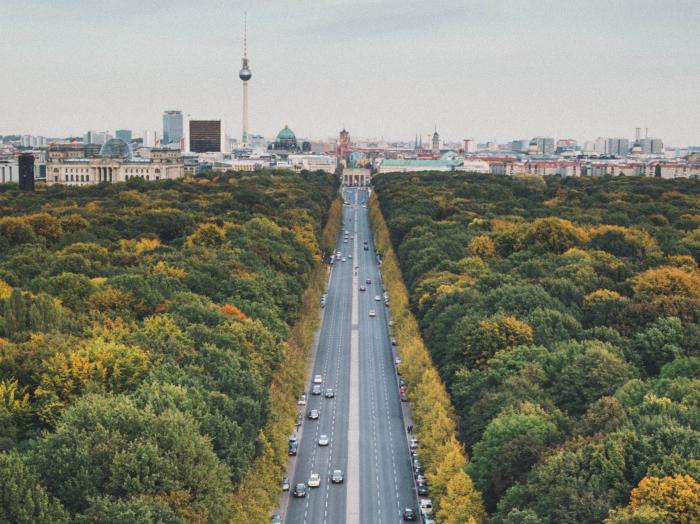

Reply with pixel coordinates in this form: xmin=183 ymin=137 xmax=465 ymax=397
xmin=99 ymin=138 xmax=132 ymax=159
xmin=268 ymin=125 xmax=310 ymax=158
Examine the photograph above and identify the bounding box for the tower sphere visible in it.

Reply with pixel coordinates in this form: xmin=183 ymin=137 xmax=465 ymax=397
xmin=239 ymin=60 xmax=251 ymax=81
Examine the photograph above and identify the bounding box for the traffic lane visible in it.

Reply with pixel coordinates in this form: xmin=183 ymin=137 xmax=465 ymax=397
xmin=286 ymin=234 xmax=351 ymax=522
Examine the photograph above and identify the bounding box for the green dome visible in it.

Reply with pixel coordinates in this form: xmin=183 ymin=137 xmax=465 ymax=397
xmin=276 ymin=125 xmax=296 ymax=141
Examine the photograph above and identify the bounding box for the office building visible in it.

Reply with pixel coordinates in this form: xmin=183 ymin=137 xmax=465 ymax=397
xmin=163 ymin=110 xmax=183 ymax=145
xmin=189 ymin=120 xmax=222 ymax=153
xmin=639 ymin=138 xmax=664 ymax=155
xmin=115 ymin=130 xmax=132 ymax=143
xmin=18 ymin=153 xmax=35 ymax=191
xmin=533 ymin=137 xmax=555 ymax=155
xmin=606 ymin=138 xmax=629 ymax=156
xmin=83 ymin=131 xmax=111 ymax=145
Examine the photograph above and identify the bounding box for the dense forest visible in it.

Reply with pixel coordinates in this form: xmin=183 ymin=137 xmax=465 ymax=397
xmin=0 ymin=171 xmax=338 ymax=522
xmin=374 ymin=172 xmax=700 ymax=523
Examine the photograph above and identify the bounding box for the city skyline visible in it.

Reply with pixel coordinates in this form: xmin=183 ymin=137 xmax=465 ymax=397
xmin=2 ymin=0 xmax=699 ymax=145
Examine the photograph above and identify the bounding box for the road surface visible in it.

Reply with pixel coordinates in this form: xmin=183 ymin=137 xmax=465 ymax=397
xmin=285 ymin=187 xmax=418 ymax=524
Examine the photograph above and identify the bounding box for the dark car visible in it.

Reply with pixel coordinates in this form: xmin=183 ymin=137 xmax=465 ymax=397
xmin=366 ymin=278 xmax=372 ymax=284
xmin=331 ymin=469 xmax=344 ymax=483
xmin=364 ymin=246 xmax=369 ymax=251
xmin=417 ymin=483 xmax=429 ymax=496
xmin=403 ymin=508 xmax=417 ymax=521
xmin=293 ymin=483 xmax=307 ymax=498
xmin=288 ymin=438 xmax=298 ymax=456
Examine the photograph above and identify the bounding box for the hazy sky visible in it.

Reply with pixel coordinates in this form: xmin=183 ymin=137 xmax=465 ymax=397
xmin=2 ymin=0 xmax=699 ymax=145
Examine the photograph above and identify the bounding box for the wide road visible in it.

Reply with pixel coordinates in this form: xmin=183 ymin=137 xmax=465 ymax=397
xmin=285 ymin=187 xmax=418 ymax=524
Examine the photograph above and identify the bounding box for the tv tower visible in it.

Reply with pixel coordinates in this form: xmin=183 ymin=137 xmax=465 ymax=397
xmin=239 ymin=13 xmax=252 ymax=146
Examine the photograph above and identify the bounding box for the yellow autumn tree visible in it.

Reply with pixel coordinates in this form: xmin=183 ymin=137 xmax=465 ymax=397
xmin=522 ymin=217 xmax=588 ymax=254
xmin=627 ymin=474 xmax=700 ymax=523
xmin=185 ymin=223 xmax=226 ymax=249
xmin=437 ymin=469 xmax=488 ymax=524
xmin=427 ymin=436 xmax=467 ymax=505
xmin=468 ymin=235 xmax=495 ymax=258
xmin=465 ymin=314 xmax=534 ymax=368
xmin=632 ymin=266 xmax=700 ymax=301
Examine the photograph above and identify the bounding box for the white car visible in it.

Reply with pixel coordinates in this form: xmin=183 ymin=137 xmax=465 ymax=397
xmin=313 ymin=375 xmax=323 ymax=384
xmin=369 ymin=309 xmax=376 ymax=317
xmin=308 ymin=473 xmax=321 ymax=487
xmin=297 ymin=394 xmax=307 ymax=405
xmin=375 ymin=295 xmax=381 ymax=301
xmin=348 ymin=254 xmax=353 ymax=259
xmin=341 ymin=257 xmax=346 ymax=262
xmin=318 ymin=434 xmax=329 ymax=446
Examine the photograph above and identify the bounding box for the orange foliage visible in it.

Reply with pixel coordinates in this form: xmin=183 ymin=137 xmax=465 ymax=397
xmin=218 ymin=303 xmax=249 ymax=322
xmin=632 ymin=266 xmax=700 ymax=301
xmin=629 ymin=474 xmax=700 ymax=523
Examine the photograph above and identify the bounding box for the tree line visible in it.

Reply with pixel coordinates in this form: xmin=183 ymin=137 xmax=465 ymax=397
xmin=374 ymin=172 xmax=700 ymax=523
xmin=0 ymin=170 xmax=339 ymax=523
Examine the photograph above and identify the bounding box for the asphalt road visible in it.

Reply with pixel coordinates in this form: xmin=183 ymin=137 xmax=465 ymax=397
xmin=285 ymin=187 xmax=418 ymax=524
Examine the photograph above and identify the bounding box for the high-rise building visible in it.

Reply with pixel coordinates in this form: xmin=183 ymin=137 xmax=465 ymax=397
xmin=189 ymin=120 xmax=222 ymax=153
xmin=605 ymin=138 xmax=629 ymax=156
xmin=533 ymin=137 xmax=555 ymax=155
xmin=163 ymin=111 xmax=183 ymax=145
xmin=116 ymin=129 xmax=132 ymax=143
xmin=83 ymin=131 xmax=111 ymax=145
xmin=18 ymin=153 xmax=35 ymax=191
xmin=639 ymin=137 xmax=664 ymax=155
xmin=239 ymin=14 xmax=252 ymax=145
xmin=432 ymin=129 xmax=440 ymax=157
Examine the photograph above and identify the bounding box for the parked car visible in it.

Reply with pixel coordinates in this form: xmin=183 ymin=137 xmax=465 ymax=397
xmin=417 ymin=483 xmax=429 ymax=496
xmin=331 ymin=469 xmax=344 ymax=483
xmin=271 ymin=515 xmax=282 ymax=524
xmin=282 ymin=477 xmax=290 ymax=491
xmin=288 ymin=438 xmax=297 ymax=456
xmin=293 ymin=483 xmax=307 ymax=497
xmin=403 ymin=508 xmax=417 ymax=521
xmin=391 ymin=337 xmax=397 ymax=346
xmin=297 ymin=393 xmax=307 ymax=405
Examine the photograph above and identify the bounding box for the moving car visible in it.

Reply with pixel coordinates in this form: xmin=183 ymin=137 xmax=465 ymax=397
xmin=341 ymin=257 xmax=346 ymax=262
xmin=318 ymin=434 xmax=329 ymax=446
xmin=331 ymin=469 xmax=344 ymax=484
xmin=324 ymin=388 xmax=335 ymax=398
xmin=375 ymin=295 xmax=381 ymax=301
xmin=282 ymin=477 xmax=290 ymax=491
xmin=359 ymin=285 xmax=366 ymax=291
xmin=313 ymin=375 xmax=323 ymax=384
xmin=308 ymin=409 xmax=319 ymax=420
xmin=293 ymin=483 xmax=307 ymax=497
xmin=403 ymin=508 xmax=417 ymax=521
xmin=364 ymin=246 xmax=368 ymax=251
xmin=308 ymin=473 xmax=321 ymax=487
xmin=366 ymin=278 xmax=372 ymax=284
xmin=368 ymin=309 xmax=376 ymax=317
xmin=311 ymin=384 xmax=322 ymax=395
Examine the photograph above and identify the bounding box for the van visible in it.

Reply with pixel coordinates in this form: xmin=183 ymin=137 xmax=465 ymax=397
xmin=419 ymin=499 xmax=433 ymax=515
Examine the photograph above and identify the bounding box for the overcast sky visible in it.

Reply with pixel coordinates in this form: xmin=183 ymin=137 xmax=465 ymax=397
xmin=1 ymin=0 xmax=699 ymax=145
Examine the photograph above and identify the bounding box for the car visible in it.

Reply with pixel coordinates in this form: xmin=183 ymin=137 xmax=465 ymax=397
xmin=324 ymin=388 xmax=335 ymax=398
xmin=415 ymin=474 xmax=427 ymax=485
xmin=297 ymin=393 xmax=307 ymax=406
xmin=359 ymin=285 xmax=366 ymax=291
xmin=395 ymin=356 xmax=401 ymax=365
xmin=423 ymin=518 xmax=436 ymax=524
xmin=410 ymin=438 xmax=419 ymax=449
xmin=293 ymin=483 xmax=307 ymax=497
xmin=403 ymin=508 xmax=417 ymax=521
xmin=348 ymin=254 xmax=353 ymax=259
xmin=391 ymin=337 xmax=397 ymax=346
xmin=271 ymin=515 xmax=282 ymax=524
xmin=318 ymin=434 xmax=329 ymax=446
xmin=282 ymin=476 xmax=290 ymax=491
xmin=308 ymin=473 xmax=321 ymax=487
xmin=364 ymin=246 xmax=368 ymax=251
xmin=344 ymin=239 xmax=348 ymax=243
xmin=311 ymin=384 xmax=322 ymax=395
xmin=308 ymin=409 xmax=319 ymax=420
xmin=375 ymin=295 xmax=381 ymax=301
xmin=366 ymin=278 xmax=372 ymax=284
xmin=313 ymin=374 xmax=323 ymax=384
xmin=288 ymin=438 xmax=297 ymax=456
xmin=417 ymin=483 xmax=429 ymax=496
xmin=369 ymin=309 xmax=376 ymax=317
xmin=331 ymin=469 xmax=344 ymax=483
xmin=341 ymin=257 xmax=346 ymax=262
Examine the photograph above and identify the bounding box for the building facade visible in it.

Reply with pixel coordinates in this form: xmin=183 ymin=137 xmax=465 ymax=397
xmin=189 ymin=120 xmax=221 ymax=153
xmin=163 ymin=111 xmax=183 ymax=145
xmin=46 ymin=140 xmax=184 ymax=186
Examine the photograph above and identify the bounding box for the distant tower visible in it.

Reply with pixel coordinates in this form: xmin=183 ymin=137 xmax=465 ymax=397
xmin=432 ymin=127 xmax=440 ymax=158
xmin=239 ymin=13 xmax=252 ymax=146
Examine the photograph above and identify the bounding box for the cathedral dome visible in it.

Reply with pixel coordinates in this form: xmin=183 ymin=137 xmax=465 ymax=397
xmin=276 ymin=125 xmax=296 ymax=141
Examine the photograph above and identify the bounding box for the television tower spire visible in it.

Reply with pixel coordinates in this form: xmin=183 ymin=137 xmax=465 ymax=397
xmin=239 ymin=12 xmax=252 ymax=146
